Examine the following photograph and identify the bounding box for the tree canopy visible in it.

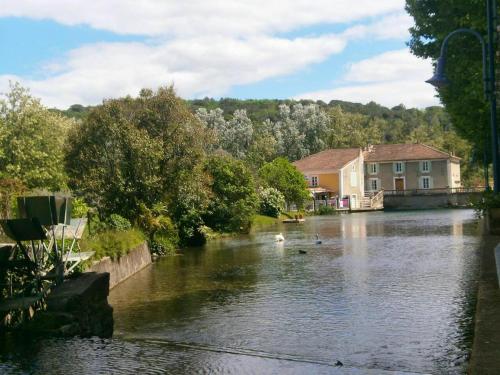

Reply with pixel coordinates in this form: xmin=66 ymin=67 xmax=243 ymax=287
xmin=0 ymin=82 xmax=73 ymax=191
xmin=406 ymin=0 xmax=490 ymax=159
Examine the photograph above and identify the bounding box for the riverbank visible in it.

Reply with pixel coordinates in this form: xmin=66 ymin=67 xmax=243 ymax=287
xmin=469 ymin=235 xmax=500 ymax=374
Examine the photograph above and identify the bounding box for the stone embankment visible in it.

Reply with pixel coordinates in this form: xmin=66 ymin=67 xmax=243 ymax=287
xmin=89 ymin=241 xmax=152 ymax=289
xmin=24 ymin=272 xmax=113 ymax=337
xmin=469 ymin=236 xmax=500 ymax=374
xmin=22 ymin=241 xmax=153 ymax=337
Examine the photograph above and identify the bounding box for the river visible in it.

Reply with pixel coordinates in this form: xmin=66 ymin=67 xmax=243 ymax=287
xmin=0 ymin=210 xmax=483 ymax=374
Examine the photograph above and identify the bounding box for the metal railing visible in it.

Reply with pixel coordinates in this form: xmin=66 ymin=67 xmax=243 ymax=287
xmin=383 ymin=187 xmax=486 ymax=196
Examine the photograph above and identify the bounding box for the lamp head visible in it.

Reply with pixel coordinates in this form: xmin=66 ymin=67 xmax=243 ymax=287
xmin=426 ymin=56 xmax=449 ymax=88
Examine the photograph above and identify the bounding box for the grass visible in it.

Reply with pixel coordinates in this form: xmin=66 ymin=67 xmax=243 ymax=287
xmin=252 ymin=214 xmax=280 ymax=226
xmin=80 ymin=228 xmax=146 ymax=261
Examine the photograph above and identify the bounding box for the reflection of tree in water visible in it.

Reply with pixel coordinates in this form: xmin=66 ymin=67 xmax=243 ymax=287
xmin=110 ymin=243 xmax=262 ymax=331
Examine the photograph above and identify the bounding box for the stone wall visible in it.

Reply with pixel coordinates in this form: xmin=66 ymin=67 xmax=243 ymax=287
xmin=383 ymin=192 xmax=479 ymax=210
xmin=23 ymin=272 xmax=113 ymax=337
xmin=89 ymin=241 xmax=152 ymax=289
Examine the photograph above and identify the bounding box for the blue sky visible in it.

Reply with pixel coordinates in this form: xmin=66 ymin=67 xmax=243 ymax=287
xmin=0 ymin=0 xmax=439 ymax=109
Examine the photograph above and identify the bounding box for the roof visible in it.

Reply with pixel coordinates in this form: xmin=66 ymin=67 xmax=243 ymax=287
xmin=364 ymin=143 xmax=459 ymax=162
xmin=293 ymin=148 xmax=360 ymax=172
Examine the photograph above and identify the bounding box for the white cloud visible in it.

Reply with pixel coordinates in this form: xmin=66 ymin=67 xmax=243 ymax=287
xmin=295 ymin=49 xmax=440 ymax=108
xmin=342 ymin=12 xmax=413 ymax=40
xmin=0 ymin=34 xmax=347 ymax=108
xmin=0 ymin=0 xmax=417 ymax=108
xmin=1 ymin=0 xmax=405 ymax=37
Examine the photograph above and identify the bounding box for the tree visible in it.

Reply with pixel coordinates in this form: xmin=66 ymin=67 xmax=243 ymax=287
xmin=258 ymin=157 xmax=310 ymax=208
xmin=406 ymin=0 xmax=489 ymax=157
xmin=66 ymin=86 xmax=213 ymax=245
xmin=0 ymin=82 xmax=73 ymax=190
xmin=258 ymin=187 xmax=285 ymax=218
xmin=203 ymin=154 xmax=258 ymax=232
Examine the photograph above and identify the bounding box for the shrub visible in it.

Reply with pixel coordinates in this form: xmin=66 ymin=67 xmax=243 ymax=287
xmin=81 ymin=228 xmax=145 ymax=260
xmin=317 ymin=205 xmax=337 ymax=215
xmin=258 ymin=187 xmax=285 ymax=218
xmin=71 ymin=197 xmax=90 ymax=218
xmin=137 ymin=203 xmax=179 ymax=256
xmin=107 ymin=214 xmax=132 ymax=231
xmin=203 ymin=154 xmax=258 ymax=233
xmin=472 ymin=190 xmax=500 ymax=217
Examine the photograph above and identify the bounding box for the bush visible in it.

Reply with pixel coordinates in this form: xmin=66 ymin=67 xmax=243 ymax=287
xmin=203 ymin=154 xmax=258 ymax=233
xmin=472 ymin=190 xmax=500 ymax=217
xmin=137 ymin=203 xmax=179 ymax=256
xmin=258 ymin=187 xmax=285 ymax=218
xmin=71 ymin=197 xmax=90 ymax=218
xmin=81 ymin=228 xmax=145 ymax=260
xmin=317 ymin=205 xmax=337 ymax=215
xmin=107 ymin=214 xmax=132 ymax=231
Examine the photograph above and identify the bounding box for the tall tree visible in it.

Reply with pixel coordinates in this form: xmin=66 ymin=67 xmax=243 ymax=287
xmin=406 ymin=0 xmax=489 ymax=156
xmin=0 ymin=82 xmax=72 ymax=190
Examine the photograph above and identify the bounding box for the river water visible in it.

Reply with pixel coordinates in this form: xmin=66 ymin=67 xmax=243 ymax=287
xmin=0 ymin=210 xmax=484 ymax=374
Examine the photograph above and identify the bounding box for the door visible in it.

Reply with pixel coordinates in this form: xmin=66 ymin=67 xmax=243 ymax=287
xmin=350 ymin=195 xmax=357 ymax=209
xmin=395 ymin=178 xmax=405 ymax=191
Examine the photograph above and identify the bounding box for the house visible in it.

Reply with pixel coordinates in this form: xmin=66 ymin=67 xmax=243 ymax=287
xmin=293 ymin=143 xmax=461 ymax=209
xmin=363 ymin=143 xmax=461 ymax=192
xmin=293 ymin=148 xmax=365 ymax=209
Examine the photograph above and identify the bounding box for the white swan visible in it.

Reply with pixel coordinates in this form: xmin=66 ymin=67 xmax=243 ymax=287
xmin=315 ymin=234 xmax=322 ymax=245
xmin=275 ymin=233 xmax=285 ymax=242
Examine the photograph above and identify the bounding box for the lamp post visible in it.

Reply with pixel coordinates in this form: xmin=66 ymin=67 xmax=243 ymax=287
xmin=426 ymin=0 xmax=499 ymax=192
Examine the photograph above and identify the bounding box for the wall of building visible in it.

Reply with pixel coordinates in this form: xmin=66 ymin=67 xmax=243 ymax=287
xmin=365 ymin=159 xmax=454 ymax=191
xmin=341 ymin=155 xmax=365 ymax=206
xmin=316 ymin=173 xmax=339 ymax=192
xmin=90 ymin=242 xmax=152 ymax=289
xmin=450 ymin=161 xmax=461 ymax=188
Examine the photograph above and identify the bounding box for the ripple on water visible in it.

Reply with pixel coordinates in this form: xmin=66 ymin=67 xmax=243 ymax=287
xmin=0 ymin=210 xmax=482 ymax=374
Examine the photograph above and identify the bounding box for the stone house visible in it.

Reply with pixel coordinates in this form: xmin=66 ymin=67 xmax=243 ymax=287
xmin=293 ymin=143 xmax=461 ymax=209
xmin=363 ymin=143 xmax=461 ymax=192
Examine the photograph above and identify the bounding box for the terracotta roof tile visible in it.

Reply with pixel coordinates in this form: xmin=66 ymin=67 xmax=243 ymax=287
xmin=293 ymin=148 xmax=360 ymax=172
xmin=364 ymin=143 xmax=458 ymax=162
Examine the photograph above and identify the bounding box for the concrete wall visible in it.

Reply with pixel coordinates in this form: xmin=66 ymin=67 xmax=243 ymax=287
xmin=384 ymin=192 xmax=479 ymax=210
xmin=365 ymin=159 xmax=454 ymax=191
xmin=90 ymin=242 xmax=152 ymax=289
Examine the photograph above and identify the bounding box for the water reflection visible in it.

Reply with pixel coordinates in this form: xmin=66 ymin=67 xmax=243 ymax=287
xmin=0 ymin=210 xmax=482 ymax=374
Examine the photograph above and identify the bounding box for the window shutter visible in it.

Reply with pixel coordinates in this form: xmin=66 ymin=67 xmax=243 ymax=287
xmin=428 ymin=161 xmax=432 ymax=173
xmin=401 ymin=162 xmax=405 ymax=173
xmin=429 ymin=177 xmax=434 ymax=189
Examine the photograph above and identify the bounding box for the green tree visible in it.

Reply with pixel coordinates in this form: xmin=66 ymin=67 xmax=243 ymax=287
xmin=66 ymin=86 xmax=212 ymax=245
xmin=258 ymin=157 xmax=309 ymax=208
xmin=203 ymin=154 xmax=258 ymax=233
xmin=0 ymin=82 xmax=73 ymax=190
xmin=406 ymin=0 xmax=489 ymax=156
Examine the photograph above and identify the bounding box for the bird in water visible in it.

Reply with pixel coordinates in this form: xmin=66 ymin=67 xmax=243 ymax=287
xmin=334 ymin=360 xmax=343 ymax=367
xmin=275 ymin=233 xmax=285 ymax=242
xmin=298 ymin=249 xmax=307 ymax=254
xmin=315 ymin=234 xmax=322 ymax=245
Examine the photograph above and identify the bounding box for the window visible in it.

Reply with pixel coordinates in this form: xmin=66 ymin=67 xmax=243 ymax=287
xmin=368 ymin=163 xmax=378 ymax=175
xmin=311 ymin=176 xmax=319 ymax=187
xmin=421 ymin=176 xmax=431 ymax=189
xmin=369 ymin=178 xmax=378 ymax=191
xmin=394 ymin=161 xmax=404 ymax=174
xmin=350 ymin=171 xmax=357 ymax=187
xmin=421 ymin=160 xmax=431 ymax=173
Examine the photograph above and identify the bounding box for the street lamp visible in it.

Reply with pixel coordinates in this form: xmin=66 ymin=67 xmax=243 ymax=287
xmin=426 ymin=0 xmax=499 ymax=192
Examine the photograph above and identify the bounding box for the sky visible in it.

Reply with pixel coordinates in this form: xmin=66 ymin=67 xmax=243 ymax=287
xmin=0 ymin=0 xmax=441 ymax=109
